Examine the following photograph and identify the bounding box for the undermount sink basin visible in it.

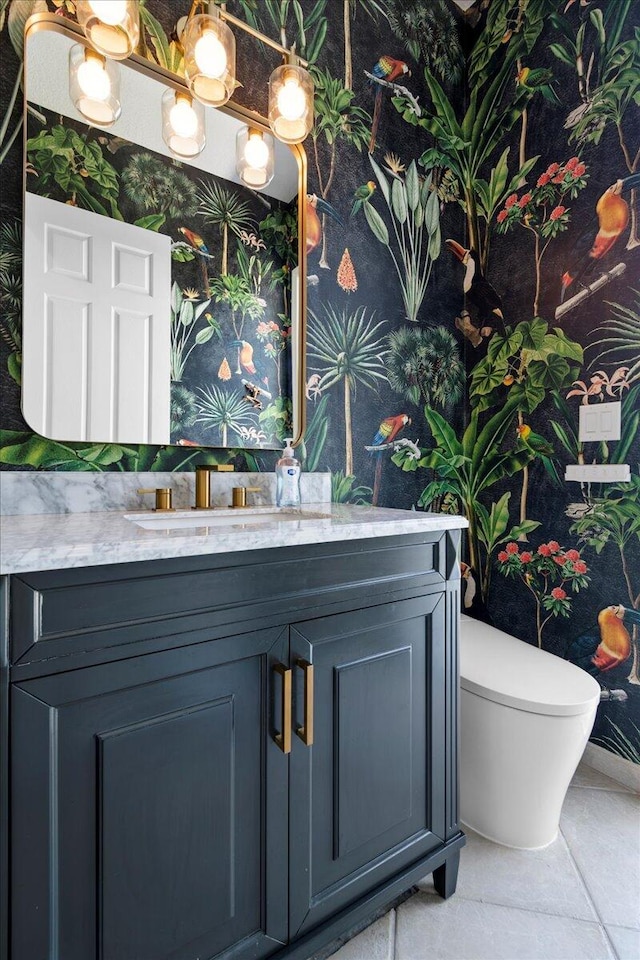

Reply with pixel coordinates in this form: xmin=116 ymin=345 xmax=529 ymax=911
xmin=124 ymin=506 xmax=333 ymax=531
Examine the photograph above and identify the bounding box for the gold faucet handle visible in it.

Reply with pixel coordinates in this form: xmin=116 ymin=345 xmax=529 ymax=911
xmin=137 ymin=488 xmax=174 ymax=512
xmin=231 ymin=486 xmax=262 ymax=508
xmin=194 ymin=464 xmax=235 ymax=509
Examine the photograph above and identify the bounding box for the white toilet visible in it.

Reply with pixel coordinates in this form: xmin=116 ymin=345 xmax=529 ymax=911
xmin=459 ymin=614 xmax=600 ymax=850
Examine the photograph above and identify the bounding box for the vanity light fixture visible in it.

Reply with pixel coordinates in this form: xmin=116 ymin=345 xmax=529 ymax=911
xmin=183 ymin=9 xmax=237 ymax=107
xmin=236 ymin=127 xmax=274 ymax=189
xmin=69 ymin=44 xmax=121 ymax=126
xmin=75 ymin=0 xmax=139 ymax=60
xmin=162 ymin=89 xmax=206 ymax=158
xmin=268 ymin=56 xmax=314 ymax=145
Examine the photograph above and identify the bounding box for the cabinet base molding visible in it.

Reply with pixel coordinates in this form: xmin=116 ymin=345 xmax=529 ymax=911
xmin=269 ymin=835 xmax=466 ymax=960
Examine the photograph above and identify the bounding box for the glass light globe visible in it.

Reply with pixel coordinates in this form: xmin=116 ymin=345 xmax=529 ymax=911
xmin=236 ymin=126 xmax=274 ymax=189
xmin=88 ymin=0 xmax=127 ymax=25
xmin=244 ymin=133 xmax=269 ymax=169
xmin=77 ymin=55 xmax=111 ymax=101
xmin=194 ymin=30 xmax=227 ymax=78
xmin=277 ymin=77 xmax=306 ymax=122
xmin=169 ymin=97 xmax=198 ymax=139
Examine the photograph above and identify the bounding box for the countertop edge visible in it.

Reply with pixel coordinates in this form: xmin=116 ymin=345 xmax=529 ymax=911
xmin=1 ymin=506 xmax=468 ymax=575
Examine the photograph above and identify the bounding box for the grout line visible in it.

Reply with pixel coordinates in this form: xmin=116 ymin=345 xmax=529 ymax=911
xmin=568 ymin=782 xmax=633 ymax=796
xmin=412 ymin=878 xmax=610 ymax=927
xmin=389 ymin=907 xmax=396 ymax=960
xmin=558 ymin=817 xmax=620 ymax=960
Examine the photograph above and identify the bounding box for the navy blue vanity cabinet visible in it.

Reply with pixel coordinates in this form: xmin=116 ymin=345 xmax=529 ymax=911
xmin=2 ymin=531 xmax=465 ymax=960
xmin=10 ymin=625 xmax=290 ymax=960
xmin=289 ymin=594 xmax=450 ymax=937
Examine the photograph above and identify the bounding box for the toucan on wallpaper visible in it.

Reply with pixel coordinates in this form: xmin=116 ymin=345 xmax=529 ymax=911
xmin=0 ymin=0 xmax=639 ymax=764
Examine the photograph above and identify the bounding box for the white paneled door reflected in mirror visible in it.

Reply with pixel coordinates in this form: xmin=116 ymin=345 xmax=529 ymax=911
xmin=22 ymin=19 xmax=306 ymax=452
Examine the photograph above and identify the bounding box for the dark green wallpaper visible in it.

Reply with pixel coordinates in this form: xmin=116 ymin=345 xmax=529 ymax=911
xmin=1 ymin=0 xmax=639 ymax=764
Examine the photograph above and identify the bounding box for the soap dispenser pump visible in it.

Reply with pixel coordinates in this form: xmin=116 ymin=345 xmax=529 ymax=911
xmin=276 ymin=438 xmax=301 ymax=507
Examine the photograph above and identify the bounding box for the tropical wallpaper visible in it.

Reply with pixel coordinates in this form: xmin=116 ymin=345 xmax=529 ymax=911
xmin=1 ymin=0 xmax=639 ymax=764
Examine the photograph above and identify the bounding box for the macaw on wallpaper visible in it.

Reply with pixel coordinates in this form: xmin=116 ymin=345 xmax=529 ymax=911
xmin=567 ymin=605 xmax=639 ymax=677
xmin=178 ymin=226 xmax=210 ymax=295
xmin=371 ymin=56 xmax=411 ymax=85
xmin=351 ymin=181 xmax=376 ymax=218
xmin=446 ymin=240 xmax=505 ymax=333
xmin=369 ymin=57 xmax=411 ymax=153
xmin=560 ymin=173 xmax=640 ymax=302
xmin=371 ymin=414 xmax=411 ymax=448
xmin=305 ymin=194 xmax=344 ymax=256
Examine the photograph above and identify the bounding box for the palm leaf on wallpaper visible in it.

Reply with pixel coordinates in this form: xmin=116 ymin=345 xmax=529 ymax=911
xmin=393 ymin=397 xmax=534 ymax=591
xmin=589 ymin=292 xmax=640 ymax=386
xmin=396 ymin=52 xmax=533 ymax=266
xmin=138 ymin=5 xmax=184 ymax=74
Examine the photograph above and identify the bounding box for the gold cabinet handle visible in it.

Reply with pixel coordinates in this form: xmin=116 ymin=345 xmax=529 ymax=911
xmin=296 ymin=659 xmax=314 ymax=747
xmin=273 ymin=663 xmax=292 ymax=754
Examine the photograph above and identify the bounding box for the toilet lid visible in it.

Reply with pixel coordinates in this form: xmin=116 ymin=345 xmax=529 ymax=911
xmin=459 ymin=616 xmax=601 ymax=716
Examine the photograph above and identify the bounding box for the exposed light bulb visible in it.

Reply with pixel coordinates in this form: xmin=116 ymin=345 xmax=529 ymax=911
xmin=277 ymin=77 xmax=306 ymax=122
xmin=88 ymin=0 xmax=127 ymax=25
xmin=244 ymin=133 xmax=269 ymax=170
xmin=169 ymin=96 xmax=198 ymax=139
xmin=194 ymin=29 xmax=227 ymax=78
xmin=77 ymin=55 xmax=111 ymax=101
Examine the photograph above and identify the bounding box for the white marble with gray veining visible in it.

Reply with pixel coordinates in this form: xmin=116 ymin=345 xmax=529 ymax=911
xmin=0 ymin=502 xmax=467 ymax=574
xmin=0 ymin=470 xmax=331 ymax=515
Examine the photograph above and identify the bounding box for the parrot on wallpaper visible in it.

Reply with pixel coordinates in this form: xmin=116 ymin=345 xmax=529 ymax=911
xmin=351 ymin=181 xmax=376 ymax=218
xmin=515 ymin=424 xmax=561 ymax=486
xmin=305 ymin=194 xmax=344 ymax=256
xmin=516 ymin=67 xmax=560 ymax=105
xmin=369 ymin=57 xmax=411 ymax=153
xmin=371 ymin=414 xmax=412 ymax=448
xmin=178 ymin=226 xmax=210 ymax=295
xmin=567 ymin=605 xmax=639 ymax=677
xmin=560 ymin=173 xmax=640 ymax=302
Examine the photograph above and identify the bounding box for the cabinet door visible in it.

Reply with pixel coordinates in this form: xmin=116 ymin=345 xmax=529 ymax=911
xmin=289 ymin=594 xmax=446 ymax=936
xmin=11 ymin=627 xmax=289 ymax=960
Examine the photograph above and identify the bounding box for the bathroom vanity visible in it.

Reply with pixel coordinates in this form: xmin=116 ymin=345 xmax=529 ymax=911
xmin=0 ymin=505 xmax=466 ymax=960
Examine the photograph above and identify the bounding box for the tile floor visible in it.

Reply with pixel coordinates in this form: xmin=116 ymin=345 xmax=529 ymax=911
xmin=328 ymin=762 xmax=640 ymax=960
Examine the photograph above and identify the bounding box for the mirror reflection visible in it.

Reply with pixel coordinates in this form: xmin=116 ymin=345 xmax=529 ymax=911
xmin=22 ymin=25 xmax=302 ymax=452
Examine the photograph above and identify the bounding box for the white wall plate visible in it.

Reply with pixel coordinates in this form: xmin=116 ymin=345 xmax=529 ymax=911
xmin=578 ymin=402 xmax=621 ymax=442
xmin=565 ymin=464 xmax=630 ymax=483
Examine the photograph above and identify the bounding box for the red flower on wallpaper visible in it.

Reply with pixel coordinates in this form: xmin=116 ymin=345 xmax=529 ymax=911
xmin=498 ymin=541 xmax=590 ymax=647
xmin=495 ymin=157 xmax=588 ymax=314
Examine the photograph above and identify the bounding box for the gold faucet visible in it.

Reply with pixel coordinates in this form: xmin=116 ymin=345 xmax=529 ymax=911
xmin=193 ymin=464 xmax=234 ymax=509
xmin=137 ymin=487 xmax=175 ymax=512
xmin=231 ymin=486 xmax=261 ymax=508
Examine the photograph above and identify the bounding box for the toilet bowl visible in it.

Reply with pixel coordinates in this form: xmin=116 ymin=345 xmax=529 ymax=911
xmin=459 ymin=614 xmax=600 ymax=850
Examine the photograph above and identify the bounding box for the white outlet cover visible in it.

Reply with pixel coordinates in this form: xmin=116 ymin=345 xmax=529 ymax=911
xmin=565 ymin=464 xmax=630 ymax=483
xmin=578 ymin=401 xmax=621 ymax=442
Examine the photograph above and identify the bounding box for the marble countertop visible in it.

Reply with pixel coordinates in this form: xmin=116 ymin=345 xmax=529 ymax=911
xmin=0 ymin=503 xmax=467 ymax=574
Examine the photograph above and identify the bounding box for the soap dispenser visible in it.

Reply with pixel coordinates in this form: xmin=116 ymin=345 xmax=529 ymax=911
xmin=276 ymin=438 xmax=301 ymax=507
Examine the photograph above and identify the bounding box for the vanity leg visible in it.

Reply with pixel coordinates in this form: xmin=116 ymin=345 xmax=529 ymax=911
xmin=433 ymin=851 xmax=460 ymax=899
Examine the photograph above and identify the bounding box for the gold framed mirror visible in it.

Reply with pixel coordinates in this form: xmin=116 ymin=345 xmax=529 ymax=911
xmin=22 ymin=14 xmax=306 ymax=452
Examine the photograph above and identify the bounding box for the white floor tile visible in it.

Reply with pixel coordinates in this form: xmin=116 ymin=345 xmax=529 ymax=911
xmin=571 ymin=762 xmax=634 ymax=794
xmin=395 ymin=892 xmax=615 ymax=960
xmin=418 ymin=827 xmax=597 ymax=921
xmin=605 ymin=924 xmax=640 ymax=960
xmin=328 ymin=910 xmax=395 ymax=960
xmin=561 ymin=788 xmax=640 ymax=928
